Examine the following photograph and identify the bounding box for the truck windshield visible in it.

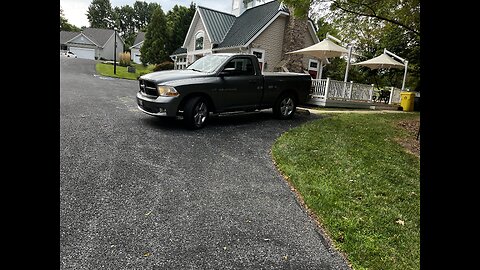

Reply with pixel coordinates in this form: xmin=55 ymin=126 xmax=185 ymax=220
xmin=186 ymin=55 xmax=231 ymax=73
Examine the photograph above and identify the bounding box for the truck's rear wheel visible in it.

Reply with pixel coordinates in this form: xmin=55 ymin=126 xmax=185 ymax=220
xmin=183 ymin=96 xmax=209 ymax=129
xmin=273 ymin=93 xmax=296 ymax=119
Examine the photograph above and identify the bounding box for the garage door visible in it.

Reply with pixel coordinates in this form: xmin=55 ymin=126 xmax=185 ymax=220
xmin=69 ymin=47 xmax=95 ymax=60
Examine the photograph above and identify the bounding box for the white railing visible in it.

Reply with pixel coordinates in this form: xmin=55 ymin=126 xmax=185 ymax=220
xmin=311 ymin=78 xmax=327 ymax=97
xmin=351 ymin=82 xmax=374 ymax=101
xmin=311 ymin=78 xmax=374 ymax=102
xmin=389 ymin=87 xmax=401 ymax=104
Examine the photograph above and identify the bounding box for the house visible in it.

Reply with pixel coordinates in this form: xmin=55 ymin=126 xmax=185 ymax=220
xmin=59 ymin=28 xmax=125 ymax=60
xmin=170 ymin=0 xmax=320 ymax=75
xmin=129 ymin=32 xmax=145 ymax=64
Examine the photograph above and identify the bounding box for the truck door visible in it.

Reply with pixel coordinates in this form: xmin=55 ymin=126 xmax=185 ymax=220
xmin=216 ymin=57 xmax=263 ymax=110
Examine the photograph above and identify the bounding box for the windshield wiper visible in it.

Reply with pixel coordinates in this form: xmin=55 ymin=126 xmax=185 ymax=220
xmin=188 ymin=68 xmax=203 ymax=72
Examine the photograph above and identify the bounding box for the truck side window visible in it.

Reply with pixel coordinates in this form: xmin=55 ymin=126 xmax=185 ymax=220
xmin=223 ymin=58 xmax=255 ymax=76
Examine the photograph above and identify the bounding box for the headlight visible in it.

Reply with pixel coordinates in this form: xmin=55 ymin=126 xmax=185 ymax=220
xmin=157 ymin=85 xmax=179 ymax=97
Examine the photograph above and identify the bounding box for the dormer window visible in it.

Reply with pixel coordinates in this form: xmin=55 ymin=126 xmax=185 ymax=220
xmin=195 ymin=31 xmax=204 ymax=51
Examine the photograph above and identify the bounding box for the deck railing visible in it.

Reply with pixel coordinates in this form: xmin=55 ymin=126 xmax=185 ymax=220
xmin=311 ymin=78 xmax=374 ymax=102
xmin=311 ymin=78 xmax=401 ymax=104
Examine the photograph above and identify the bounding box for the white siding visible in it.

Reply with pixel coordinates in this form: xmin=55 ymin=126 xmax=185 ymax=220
xmin=100 ymin=32 xmax=124 ymax=61
xmin=186 ymin=17 xmax=211 ymax=64
xmin=131 ymin=48 xmax=141 ymax=64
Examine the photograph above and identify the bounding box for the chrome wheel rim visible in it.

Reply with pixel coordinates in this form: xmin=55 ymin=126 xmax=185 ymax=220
xmin=194 ymin=102 xmax=207 ymax=126
xmin=280 ymin=97 xmax=294 ymax=116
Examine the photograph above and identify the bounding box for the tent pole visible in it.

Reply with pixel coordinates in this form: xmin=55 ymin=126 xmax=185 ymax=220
xmin=344 ymin=46 xmax=352 ymax=82
xmin=401 ymin=60 xmax=408 ymax=91
xmin=318 ymin=59 xmax=323 ymax=79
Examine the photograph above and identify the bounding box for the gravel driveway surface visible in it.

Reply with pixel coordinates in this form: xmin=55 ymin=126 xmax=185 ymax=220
xmin=60 ymin=57 xmax=351 ymax=269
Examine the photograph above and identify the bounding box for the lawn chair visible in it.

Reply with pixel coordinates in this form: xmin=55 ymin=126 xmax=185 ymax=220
xmin=378 ymin=90 xmax=390 ymax=104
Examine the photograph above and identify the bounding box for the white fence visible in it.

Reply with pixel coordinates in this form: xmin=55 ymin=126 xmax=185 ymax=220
xmin=310 ymin=78 xmax=401 ymax=104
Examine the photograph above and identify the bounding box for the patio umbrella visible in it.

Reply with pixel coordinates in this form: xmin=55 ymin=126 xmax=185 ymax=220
xmin=351 ymin=53 xmax=404 ymax=69
xmin=352 ymin=50 xmax=408 ymax=90
xmin=285 ymin=37 xmax=349 ymax=79
xmin=285 ymin=38 xmax=349 ymax=59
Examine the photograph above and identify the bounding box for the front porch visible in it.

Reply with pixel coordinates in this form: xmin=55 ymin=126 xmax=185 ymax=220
xmin=306 ymin=78 xmax=402 ymax=110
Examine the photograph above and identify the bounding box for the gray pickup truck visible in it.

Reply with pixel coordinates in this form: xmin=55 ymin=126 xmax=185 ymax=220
xmin=136 ymin=53 xmax=311 ymax=129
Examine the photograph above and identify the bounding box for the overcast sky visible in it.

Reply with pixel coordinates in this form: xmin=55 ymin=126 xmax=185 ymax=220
xmin=60 ymin=0 xmax=236 ymax=28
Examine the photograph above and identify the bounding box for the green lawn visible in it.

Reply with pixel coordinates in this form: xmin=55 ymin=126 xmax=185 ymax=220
xmin=272 ymin=113 xmax=420 ymax=270
xmin=95 ymin=62 xmax=155 ymax=80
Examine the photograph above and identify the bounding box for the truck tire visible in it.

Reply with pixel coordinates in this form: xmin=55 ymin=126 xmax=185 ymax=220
xmin=183 ymin=96 xmax=209 ymax=129
xmin=273 ymin=93 xmax=296 ymax=119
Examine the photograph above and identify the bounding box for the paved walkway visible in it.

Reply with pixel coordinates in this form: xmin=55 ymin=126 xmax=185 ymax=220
xmin=298 ymin=107 xmax=406 ymax=115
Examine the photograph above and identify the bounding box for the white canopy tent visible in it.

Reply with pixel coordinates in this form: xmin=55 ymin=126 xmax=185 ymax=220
xmin=285 ymin=33 xmax=350 ymax=80
xmin=352 ymin=49 xmax=409 ymax=90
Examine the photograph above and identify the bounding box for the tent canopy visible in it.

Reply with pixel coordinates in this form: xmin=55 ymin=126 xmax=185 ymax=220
xmin=352 ymin=53 xmax=404 ymax=69
xmin=285 ymin=38 xmax=349 ymax=59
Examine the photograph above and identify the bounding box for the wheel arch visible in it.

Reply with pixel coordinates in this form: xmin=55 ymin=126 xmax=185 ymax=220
xmin=178 ymin=92 xmax=216 ymax=114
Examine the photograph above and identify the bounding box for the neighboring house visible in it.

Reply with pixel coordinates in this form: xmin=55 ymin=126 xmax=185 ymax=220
xmin=130 ymin=32 xmax=145 ymax=64
xmin=59 ymin=28 xmax=125 ymax=60
xmin=170 ymin=0 xmax=320 ymax=75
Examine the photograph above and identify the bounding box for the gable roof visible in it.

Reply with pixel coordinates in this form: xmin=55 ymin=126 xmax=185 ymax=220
xmin=180 ymin=0 xmax=318 ymax=53
xmin=132 ymin=31 xmax=145 ymax=47
xmin=81 ymin=28 xmax=116 ymax=47
xmin=217 ymin=0 xmax=286 ymax=48
xmin=197 ymin=6 xmax=236 ymax=44
xmin=60 ymin=31 xmax=80 ymax=44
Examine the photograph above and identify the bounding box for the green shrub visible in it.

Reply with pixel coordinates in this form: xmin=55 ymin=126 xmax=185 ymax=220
xmin=153 ymin=61 xmax=174 ymax=71
xmin=119 ymin=52 xmax=131 ymax=67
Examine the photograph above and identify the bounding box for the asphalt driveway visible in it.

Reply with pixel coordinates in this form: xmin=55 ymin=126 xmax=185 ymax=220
xmin=60 ymin=57 xmax=351 ymax=269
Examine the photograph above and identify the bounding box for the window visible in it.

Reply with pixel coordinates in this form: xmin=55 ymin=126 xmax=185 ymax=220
xmin=223 ymin=57 xmax=255 ymax=76
xmin=187 ymin=54 xmax=231 ymax=73
xmin=195 ymin=31 xmax=204 ymax=51
xmin=252 ymin=48 xmax=265 ymax=72
xmin=308 ymin=59 xmax=319 ymax=79
xmin=252 ymin=51 xmax=263 ymax=60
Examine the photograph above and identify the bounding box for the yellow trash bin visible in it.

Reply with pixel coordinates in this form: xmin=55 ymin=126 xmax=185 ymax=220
xmin=400 ymin=92 xmax=415 ymax=112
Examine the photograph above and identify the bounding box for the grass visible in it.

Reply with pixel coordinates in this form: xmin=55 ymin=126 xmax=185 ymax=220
xmin=272 ymin=113 xmax=420 ymax=270
xmin=95 ymin=62 xmax=155 ymax=80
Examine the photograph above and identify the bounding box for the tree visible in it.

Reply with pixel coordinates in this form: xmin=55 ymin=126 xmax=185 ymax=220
xmin=140 ymin=6 xmax=168 ymax=65
xmin=329 ymin=0 xmax=420 ymax=37
xmin=133 ymin=1 xmax=160 ymax=32
xmin=112 ymin=5 xmax=136 ymax=48
xmin=86 ymin=0 xmax=113 ymax=28
xmin=326 ymin=0 xmax=420 ymax=89
xmin=60 ymin=7 xmax=80 ymax=32
xmin=281 ymin=0 xmax=420 ymax=90
xmin=165 ymin=3 xmax=196 ymax=55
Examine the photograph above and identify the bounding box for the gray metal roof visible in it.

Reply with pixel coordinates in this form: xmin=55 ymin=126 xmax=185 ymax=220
xmin=60 ymin=31 xmax=80 ymax=44
xmin=172 ymin=47 xmax=187 ymax=55
xmin=217 ymin=0 xmax=284 ymax=48
xmin=81 ymin=28 xmax=115 ymax=47
xmin=198 ymin=6 xmax=236 ymax=44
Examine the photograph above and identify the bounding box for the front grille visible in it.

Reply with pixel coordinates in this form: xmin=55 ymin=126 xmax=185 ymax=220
xmin=139 ymin=79 xmax=158 ymax=97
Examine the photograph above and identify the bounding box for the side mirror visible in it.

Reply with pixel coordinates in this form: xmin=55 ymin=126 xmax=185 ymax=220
xmin=219 ymin=67 xmax=236 ymax=77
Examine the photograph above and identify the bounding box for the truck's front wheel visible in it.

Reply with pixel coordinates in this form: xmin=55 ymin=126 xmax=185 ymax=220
xmin=273 ymin=93 xmax=296 ymax=119
xmin=183 ymin=96 xmax=209 ymax=129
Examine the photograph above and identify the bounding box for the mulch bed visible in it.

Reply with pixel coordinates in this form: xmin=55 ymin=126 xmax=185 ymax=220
xmin=395 ymin=118 xmax=420 ymax=158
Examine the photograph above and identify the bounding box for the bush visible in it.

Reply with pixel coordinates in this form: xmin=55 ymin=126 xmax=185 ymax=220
xmin=153 ymin=61 xmax=174 ymax=71
xmin=119 ymin=52 xmax=131 ymax=67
